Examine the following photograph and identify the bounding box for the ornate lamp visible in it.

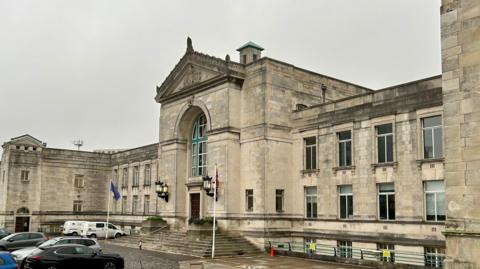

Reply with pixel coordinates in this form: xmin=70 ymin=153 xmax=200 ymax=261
xmin=202 ymin=175 xmax=214 ymax=197
xmin=155 ymin=181 xmax=169 ymax=202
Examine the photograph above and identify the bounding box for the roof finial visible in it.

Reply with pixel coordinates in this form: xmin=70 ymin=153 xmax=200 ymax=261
xmin=225 ymin=54 xmax=230 ymax=62
xmin=187 ymin=37 xmax=194 ymax=53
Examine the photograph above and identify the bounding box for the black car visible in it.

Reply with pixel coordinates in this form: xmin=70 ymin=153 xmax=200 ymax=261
xmin=24 ymin=244 xmax=124 ymax=269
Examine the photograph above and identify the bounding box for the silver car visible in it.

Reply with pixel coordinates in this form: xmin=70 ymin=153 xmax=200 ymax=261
xmin=12 ymin=236 xmax=101 ymax=267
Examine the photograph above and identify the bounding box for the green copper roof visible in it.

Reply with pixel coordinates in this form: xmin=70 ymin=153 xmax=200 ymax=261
xmin=236 ymin=41 xmax=264 ymax=51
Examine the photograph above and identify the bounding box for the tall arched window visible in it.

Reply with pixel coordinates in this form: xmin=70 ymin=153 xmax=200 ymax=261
xmin=192 ymin=114 xmax=207 ymax=176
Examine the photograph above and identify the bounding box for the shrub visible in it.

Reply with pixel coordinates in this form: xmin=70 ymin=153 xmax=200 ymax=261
xmin=146 ymin=216 xmax=164 ymax=221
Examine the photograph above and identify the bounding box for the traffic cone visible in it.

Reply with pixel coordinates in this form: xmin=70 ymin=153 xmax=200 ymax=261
xmin=270 ymin=244 xmax=275 ymax=257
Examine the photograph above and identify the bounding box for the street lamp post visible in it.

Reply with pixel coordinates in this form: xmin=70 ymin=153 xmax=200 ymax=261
xmin=155 ymin=181 xmax=169 ymax=202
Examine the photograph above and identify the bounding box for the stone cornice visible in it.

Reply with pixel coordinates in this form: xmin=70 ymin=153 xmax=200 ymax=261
xmin=156 ymin=74 xmax=244 ymax=104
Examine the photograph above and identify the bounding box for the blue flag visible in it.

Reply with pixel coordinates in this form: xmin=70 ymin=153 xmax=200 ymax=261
xmin=110 ymin=181 xmax=121 ymax=201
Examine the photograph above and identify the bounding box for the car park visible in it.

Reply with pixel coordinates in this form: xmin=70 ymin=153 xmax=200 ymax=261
xmin=0 ymin=232 xmax=46 ymax=251
xmin=80 ymin=222 xmax=125 ymax=239
xmin=12 ymin=236 xmax=101 ymax=268
xmin=23 ymin=244 xmax=124 ymax=269
xmin=0 ymin=252 xmax=17 ymax=269
xmin=62 ymin=221 xmax=87 ymax=236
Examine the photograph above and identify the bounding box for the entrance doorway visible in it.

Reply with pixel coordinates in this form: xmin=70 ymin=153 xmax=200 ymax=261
xmin=15 ymin=217 xmax=30 ymax=232
xmin=190 ymin=193 xmax=200 ymax=219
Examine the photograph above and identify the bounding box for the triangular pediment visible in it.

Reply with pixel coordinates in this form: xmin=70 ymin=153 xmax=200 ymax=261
xmin=8 ymin=134 xmax=45 ymax=147
xmin=169 ymin=63 xmax=221 ymax=95
xmin=155 ymin=51 xmax=245 ymax=103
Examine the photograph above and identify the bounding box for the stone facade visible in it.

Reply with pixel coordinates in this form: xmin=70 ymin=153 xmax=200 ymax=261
xmin=441 ymin=0 xmax=480 ymax=268
xmin=0 ymin=34 xmax=467 ymax=266
xmin=0 ymin=135 xmax=158 ymax=233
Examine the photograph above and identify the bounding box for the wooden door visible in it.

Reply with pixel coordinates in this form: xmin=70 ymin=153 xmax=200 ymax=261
xmin=190 ymin=193 xmax=200 ymax=219
xmin=15 ymin=217 xmax=30 ymax=232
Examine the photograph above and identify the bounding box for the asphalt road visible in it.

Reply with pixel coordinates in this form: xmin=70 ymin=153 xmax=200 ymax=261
xmin=102 ymin=242 xmax=197 ymax=269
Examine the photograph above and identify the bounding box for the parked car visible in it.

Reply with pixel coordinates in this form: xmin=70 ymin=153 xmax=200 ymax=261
xmin=62 ymin=221 xmax=87 ymax=236
xmin=80 ymin=222 xmax=125 ymax=239
xmin=23 ymin=244 xmax=124 ymax=269
xmin=0 ymin=232 xmax=46 ymax=251
xmin=0 ymin=229 xmax=11 ymax=240
xmin=0 ymin=252 xmax=17 ymax=269
xmin=12 ymin=236 xmax=102 ymax=268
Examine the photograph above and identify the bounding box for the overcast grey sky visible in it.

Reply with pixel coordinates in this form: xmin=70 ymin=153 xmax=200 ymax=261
xmin=0 ymin=0 xmax=441 ymax=153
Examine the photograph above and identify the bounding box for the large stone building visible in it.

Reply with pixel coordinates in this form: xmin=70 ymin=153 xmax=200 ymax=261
xmin=2 ymin=1 xmax=480 ymax=263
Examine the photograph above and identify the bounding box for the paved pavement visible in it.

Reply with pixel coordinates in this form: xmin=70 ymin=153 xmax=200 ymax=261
xmin=102 ymin=242 xmax=196 ymax=269
xmin=102 ymin=242 xmax=371 ymax=269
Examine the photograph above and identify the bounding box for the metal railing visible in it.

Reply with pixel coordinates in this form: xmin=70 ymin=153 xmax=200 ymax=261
xmin=267 ymin=241 xmax=445 ymax=268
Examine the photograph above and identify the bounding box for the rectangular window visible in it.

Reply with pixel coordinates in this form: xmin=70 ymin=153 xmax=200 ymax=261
xmin=113 ymin=169 xmax=118 ymax=185
xmin=338 ymin=131 xmax=352 ymax=167
xmin=132 ymin=195 xmax=138 ymax=214
xmin=337 ymin=241 xmax=352 ymax=258
xmin=133 ymin=166 xmax=139 ymax=187
xmin=425 ymin=247 xmax=445 ymax=268
xmin=144 ymin=195 xmax=150 ymax=215
xmin=74 ymin=175 xmax=84 ymax=188
xmin=376 ymin=124 xmax=393 ymax=163
xmin=20 ymin=170 xmax=29 ymax=181
xmin=73 ymin=200 xmax=83 ymax=213
xmin=305 ymin=187 xmax=317 ymax=218
xmin=422 ymin=116 xmax=443 ymax=159
xmin=144 ymin=164 xmax=151 ymax=186
xmin=339 ymin=185 xmax=353 ymax=219
xmin=242 ymin=55 xmax=247 ymax=64
xmin=378 ymin=183 xmax=395 ymax=220
xmin=275 ymin=189 xmax=284 ymax=212
xmin=122 ymin=168 xmax=128 ymax=188
xmin=424 ymin=181 xmax=445 ymax=221
xmin=304 ymin=137 xmax=317 ymax=170
xmin=121 ymin=196 xmax=127 ymax=213
xmin=245 ymin=189 xmax=253 ymax=211
xmin=253 ymin=54 xmax=258 ymax=61
xmin=377 ymin=243 xmax=395 ymax=262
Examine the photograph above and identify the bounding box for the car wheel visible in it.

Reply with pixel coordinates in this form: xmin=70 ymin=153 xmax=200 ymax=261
xmin=72 ymin=232 xmax=78 ymax=236
xmin=104 ymin=262 xmax=116 ymax=269
xmin=90 ymin=234 xmax=97 ymax=239
xmin=114 ymin=233 xmax=121 ymax=239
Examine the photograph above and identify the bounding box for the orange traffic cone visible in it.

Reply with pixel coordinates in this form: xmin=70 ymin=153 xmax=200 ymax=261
xmin=270 ymin=245 xmax=275 ymax=257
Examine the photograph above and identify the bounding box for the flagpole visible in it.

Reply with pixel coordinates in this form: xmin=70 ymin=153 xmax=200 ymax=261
xmin=211 ymin=164 xmax=217 ymax=259
xmin=106 ymin=179 xmax=111 ymax=240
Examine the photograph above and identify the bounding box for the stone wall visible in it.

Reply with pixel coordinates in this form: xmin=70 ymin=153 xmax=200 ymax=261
xmin=441 ymin=0 xmax=480 ymax=268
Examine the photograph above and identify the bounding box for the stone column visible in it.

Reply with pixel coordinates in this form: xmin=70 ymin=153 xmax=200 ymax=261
xmin=441 ymin=0 xmax=480 ymax=268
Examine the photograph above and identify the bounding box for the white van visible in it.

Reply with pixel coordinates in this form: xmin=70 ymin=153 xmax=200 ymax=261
xmin=80 ymin=222 xmax=125 ymax=239
xmin=62 ymin=221 xmax=87 ymax=236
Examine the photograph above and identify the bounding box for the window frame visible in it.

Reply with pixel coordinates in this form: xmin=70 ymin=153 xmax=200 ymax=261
xmin=378 ymin=183 xmax=395 ymax=220
xmin=339 ymin=185 xmax=353 ymax=219
xmin=337 ymin=240 xmax=352 ymax=258
xmin=305 ymin=187 xmax=318 ymax=218
xmin=122 ymin=168 xmax=128 ymax=188
xmin=144 ymin=195 xmax=150 ymax=215
xmin=121 ymin=196 xmax=127 ymax=214
xmin=337 ymin=130 xmax=352 ymax=167
xmin=421 ymin=115 xmax=443 ymax=159
xmin=275 ymin=189 xmax=284 ymax=212
xmin=73 ymin=200 xmax=83 ymax=213
xmin=424 ymin=180 xmax=445 ymax=222
xmin=144 ymin=164 xmax=151 ymax=186
xmin=133 ymin=166 xmax=139 ymax=187
xmin=424 ymin=247 xmax=445 ymax=268
xmin=132 ymin=195 xmax=138 ymax=215
xmin=21 ymin=170 xmax=30 ymax=182
xmin=245 ymin=189 xmax=254 ymax=211
xmin=74 ymin=175 xmax=84 ymax=188
xmin=303 ymin=137 xmax=317 ymax=170
xmin=375 ymin=123 xmax=394 ymax=163
xmin=191 ymin=114 xmax=208 ymax=177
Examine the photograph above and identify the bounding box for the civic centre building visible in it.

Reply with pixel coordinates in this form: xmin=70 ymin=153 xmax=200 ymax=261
xmin=0 ymin=38 xmax=447 ymax=264
xmin=2 ymin=2 xmax=479 ymax=267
